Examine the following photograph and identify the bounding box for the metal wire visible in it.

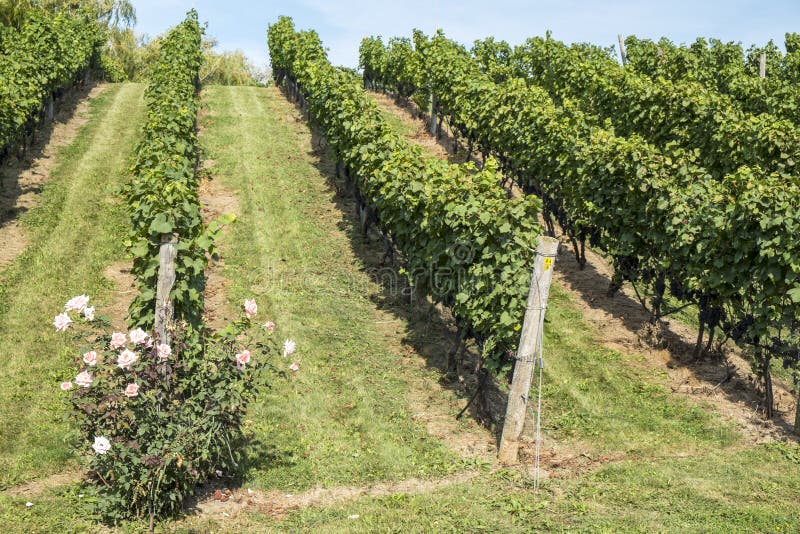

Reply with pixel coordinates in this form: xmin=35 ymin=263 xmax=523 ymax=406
xmin=533 ymin=260 xmax=547 ymax=493
xmin=515 ymin=250 xmax=553 ymax=490
xmin=534 ymin=321 xmax=545 ymax=492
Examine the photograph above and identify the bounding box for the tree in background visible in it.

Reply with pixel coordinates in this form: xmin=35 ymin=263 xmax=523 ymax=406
xmin=0 ymin=0 xmax=135 ymax=28
xmin=201 ymin=35 xmax=265 ymax=85
xmin=0 ymin=0 xmax=136 ymax=81
xmin=1 ymin=1 xmax=263 ymax=85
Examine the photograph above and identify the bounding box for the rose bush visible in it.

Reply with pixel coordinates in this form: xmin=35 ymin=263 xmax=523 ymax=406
xmin=57 ymin=297 xmax=291 ymax=523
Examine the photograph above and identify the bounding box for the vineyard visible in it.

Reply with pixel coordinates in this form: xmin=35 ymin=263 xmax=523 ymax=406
xmin=360 ymin=28 xmax=800 ymax=423
xmin=0 ymin=5 xmax=800 ymax=532
xmin=0 ymin=11 xmax=101 ymax=159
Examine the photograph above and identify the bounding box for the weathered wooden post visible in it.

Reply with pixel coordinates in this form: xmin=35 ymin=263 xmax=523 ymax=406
xmin=498 ymin=236 xmax=559 ymax=465
xmin=618 ymin=34 xmax=628 ymax=65
xmin=759 ymin=52 xmax=767 ymax=78
xmin=154 ymin=233 xmax=178 ymax=345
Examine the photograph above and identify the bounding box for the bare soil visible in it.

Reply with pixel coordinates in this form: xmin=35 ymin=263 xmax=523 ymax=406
xmin=2 ymin=469 xmax=82 ymax=499
xmin=198 ymin=155 xmax=240 ymax=330
xmin=103 ymin=261 xmax=136 ymax=330
xmin=190 ymin=470 xmax=480 ymax=521
xmin=370 ymin=93 xmax=455 ymax=162
xmin=0 ymin=84 xmax=106 ymax=270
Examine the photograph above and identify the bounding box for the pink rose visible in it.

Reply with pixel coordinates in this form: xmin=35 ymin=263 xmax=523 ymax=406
xmin=263 ymin=321 xmax=276 ymax=332
xmin=157 ymin=343 xmax=171 ymax=360
xmin=53 ymin=313 xmax=72 ymax=332
xmin=75 ymin=371 xmax=93 ymax=388
xmin=235 ymin=350 xmax=252 ymax=367
xmin=60 ymin=381 xmax=73 ymax=391
xmin=83 ymin=351 xmax=98 ymax=366
xmin=82 ymin=306 xmax=95 ymax=321
xmin=283 ymin=339 xmax=296 ymax=358
xmin=64 ymin=295 xmax=90 ymax=312
xmin=124 ymin=383 xmax=140 ymax=397
xmin=110 ymin=332 xmax=126 ymax=349
xmin=289 ymin=362 xmax=299 ymax=372
xmin=117 ymin=349 xmax=139 ymax=369
xmin=92 ymin=436 xmax=111 ymax=455
xmin=244 ymin=299 xmax=258 ymax=319
xmin=128 ymin=328 xmax=148 ymax=345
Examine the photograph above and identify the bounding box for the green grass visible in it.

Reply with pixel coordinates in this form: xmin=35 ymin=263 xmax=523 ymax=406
xmin=0 ymin=83 xmax=146 ymax=488
xmin=541 ymin=284 xmax=738 ymax=456
xmin=163 ymin=443 xmax=800 ymax=533
xmin=367 ymin=94 xmax=419 ymax=138
xmin=3 ymin=84 xmax=800 ymax=532
xmin=198 ymin=85 xmax=460 ymax=490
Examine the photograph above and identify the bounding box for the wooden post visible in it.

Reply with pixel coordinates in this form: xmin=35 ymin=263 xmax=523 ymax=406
xmin=154 ymin=234 xmax=178 ymax=345
xmin=498 ymin=236 xmax=559 ymax=465
xmin=759 ymin=52 xmax=766 ymax=78
xmin=618 ymin=34 xmax=627 ymax=65
xmin=429 ymin=93 xmax=438 ymax=136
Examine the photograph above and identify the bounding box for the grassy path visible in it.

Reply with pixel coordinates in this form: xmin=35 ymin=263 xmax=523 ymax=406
xmin=198 ymin=85 xmax=471 ymax=491
xmin=0 ymin=83 xmax=145 ymax=489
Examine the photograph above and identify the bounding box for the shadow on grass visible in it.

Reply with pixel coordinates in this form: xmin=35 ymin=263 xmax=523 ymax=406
xmin=183 ymin=436 xmax=296 ymax=515
xmin=554 ymin=245 xmax=797 ymax=437
xmin=278 ymin=86 xmax=510 ymax=441
xmin=0 ymin=82 xmax=98 ymax=229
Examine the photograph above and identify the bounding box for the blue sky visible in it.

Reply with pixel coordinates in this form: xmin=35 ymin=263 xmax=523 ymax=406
xmin=131 ymin=0 xmax=800 ymax=69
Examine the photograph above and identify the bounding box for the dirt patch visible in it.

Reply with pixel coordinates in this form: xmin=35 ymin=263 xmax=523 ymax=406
xmin=103 ymin=261 xmax=136 ymax=330
xmin=198 ymin=158 xmax=240 ymax=329
xmin=3 ymin=469 xmax=82 ymax=499
xmin=369 ymin=91 xmax=504 ymax=175
xmin=553 ymin=240 xmax=795 ymax=443
xmin=190 ymin=470 xmax=480 ymax=521
xmin=369 ymin=93 xmax=455 ymax=162
xmin=0 ymin=223 xmax=27 ymax=270
xmin=0 ymin=84 xmax=106 ymax=270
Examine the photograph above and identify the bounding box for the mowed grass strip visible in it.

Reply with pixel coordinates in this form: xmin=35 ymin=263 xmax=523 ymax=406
xmin=0 ymin=83 xmax=146 ymax=488
xmin=198 ymin=85 xmax=461 ymax=490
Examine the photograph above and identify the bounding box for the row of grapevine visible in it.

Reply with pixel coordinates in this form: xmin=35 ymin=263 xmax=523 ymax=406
xmin=123 ymin=10 xmax=213 ymax=330
xmin=624 ymin=35 xmax=800 ymax=128
xmin=476 ymin=35 xmax=800 ymax=181
xmin=67 ymin=13 xmax=282 ymax=521
xmin=0 ymin=10 xmax=101 ymax=158
xmin=268 ymin=16 xmax=543 ymax=373
xmin=624 ymin=34 xmax=795 ymax=81
xmin=359 ymin=32 xmax=800 ymax=418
